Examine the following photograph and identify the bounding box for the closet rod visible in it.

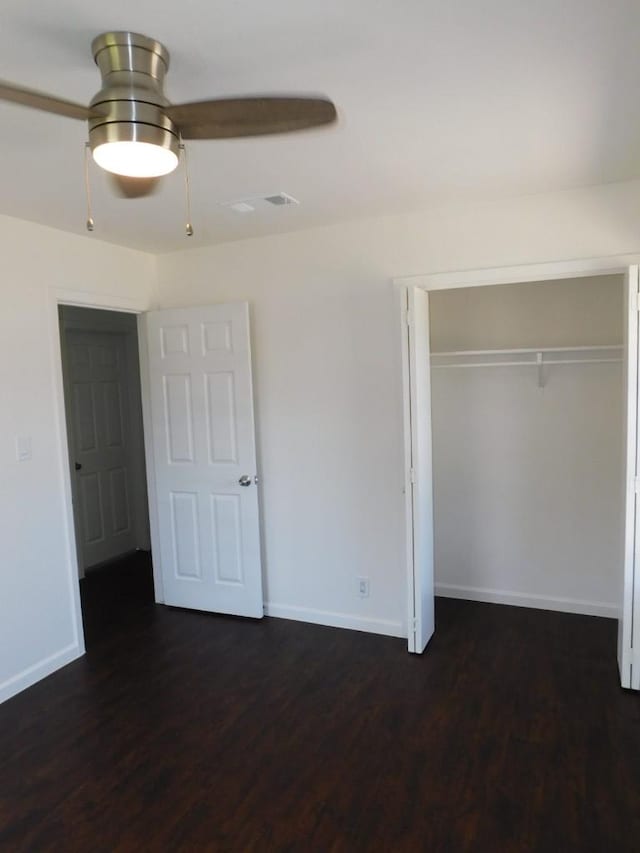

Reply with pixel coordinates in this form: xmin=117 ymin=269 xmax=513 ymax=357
xmin=432 ymin=358 xmax=622 ymax=369
xmin=433 ymin=344 xmax=622 ymax=358
xmin=430 ymin=345 xmax=622 ymax=387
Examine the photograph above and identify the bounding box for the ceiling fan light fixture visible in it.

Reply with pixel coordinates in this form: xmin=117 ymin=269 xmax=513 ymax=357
xmin=93 ymin=140 xmax=178 ymax=178
xmin=90 ymin=119 xmax=179 ymax=178
xmin=0 ymin=29 xmax=338 ymax=203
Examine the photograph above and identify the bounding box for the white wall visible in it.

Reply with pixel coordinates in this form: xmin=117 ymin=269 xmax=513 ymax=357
xmin=429 ymin=275 xmax=623 ymax=351
xmin=0 ymin=215 xmax=154 ymax=703
xmin=431 ymin=364 xmax=623 ymax=615
xmin=429 ymin=275 xmax=624 ymax=616
xmin=155 ymin=179 xmax=640 ymax=638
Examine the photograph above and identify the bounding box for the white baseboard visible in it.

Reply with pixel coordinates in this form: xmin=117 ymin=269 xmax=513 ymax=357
xmin=264 ymin=602 xmax=406 ymax=638
xmin=435 ymin=583 xmax=619 ymax=619
xmin=0 ymin=643 xmax=83 ymax=705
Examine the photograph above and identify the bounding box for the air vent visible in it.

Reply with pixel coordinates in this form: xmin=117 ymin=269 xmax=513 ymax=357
xmin=221 ymin=192 xmax=300 ymax=214
xmin=264 ymin=193 xmax=299 ymax=206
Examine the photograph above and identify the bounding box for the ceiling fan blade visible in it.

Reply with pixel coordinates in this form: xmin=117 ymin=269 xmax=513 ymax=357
xmin=167 ymin=96 xmax=337 ymax=140
xmin=109 ymin=174 xmax=161 ymax=199
xmin=0 ymin=81 xmax=91 ymax=121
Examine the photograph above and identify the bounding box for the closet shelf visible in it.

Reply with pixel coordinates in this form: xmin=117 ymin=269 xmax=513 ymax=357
xmin=432 ymin=344 xmax=622 ymax=366
xmin=431 ymin=345 xmax=623 ymax=387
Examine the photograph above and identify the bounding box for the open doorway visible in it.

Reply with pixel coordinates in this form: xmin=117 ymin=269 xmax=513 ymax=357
xmin=401 ymin=262 xmax=640 ymax=689
xmin=58 ymin=306 xmax=154 ymax=647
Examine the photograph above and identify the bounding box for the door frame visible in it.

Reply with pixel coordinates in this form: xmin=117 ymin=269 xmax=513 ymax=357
xmin=395 ymin=252 xmax=640 ymax=674
xmin=49 ymin=287 xmax=163 ymax=654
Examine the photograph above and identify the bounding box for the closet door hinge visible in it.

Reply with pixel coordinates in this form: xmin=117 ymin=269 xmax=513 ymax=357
xmin=635 ymin=476 xmax=640 ymax=494
xmin=406 ymin=309 xmax=412 ymax=327
xmin=409 ymin=467 xmax=416 ymax=484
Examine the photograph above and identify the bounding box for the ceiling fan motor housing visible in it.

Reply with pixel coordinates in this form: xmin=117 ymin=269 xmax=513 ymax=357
xmin=88 ymin=32 xmax=179 ymax=166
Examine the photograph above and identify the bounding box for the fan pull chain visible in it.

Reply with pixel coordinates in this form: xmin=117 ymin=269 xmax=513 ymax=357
xmin=84 ymin=143 xmax=95 ymax=232
xmin=180 ymin=142 xmax=194 ymax=237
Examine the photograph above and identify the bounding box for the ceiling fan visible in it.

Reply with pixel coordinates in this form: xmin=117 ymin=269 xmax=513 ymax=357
xmin=0 ymin=31 xmax=337 ymax=201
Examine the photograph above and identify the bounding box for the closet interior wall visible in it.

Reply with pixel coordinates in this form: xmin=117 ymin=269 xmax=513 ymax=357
xmin=429 ymin=275 xmax=625 ymax=617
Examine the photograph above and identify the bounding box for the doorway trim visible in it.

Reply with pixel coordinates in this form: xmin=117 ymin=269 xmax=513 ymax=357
xmin=49 ymin=286 xmax=157 ymax=655
xmin=395 ymin=252 xmax=640 ymax=661
xmin=395 ymin=253 xmax=640 ymax=293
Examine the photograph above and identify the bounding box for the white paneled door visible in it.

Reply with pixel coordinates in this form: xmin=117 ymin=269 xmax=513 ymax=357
xmin=65 ymin=331 xmax=137 ymax=569
xmin=403 ymin=286 xmax=435 ymax=653
xmin=145 ymin=303 xmax=263 ymax=618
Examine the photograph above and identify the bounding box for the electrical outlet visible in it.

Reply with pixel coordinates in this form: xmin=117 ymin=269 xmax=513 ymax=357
xmin=357 ymin=577 xmax=370 ymax=598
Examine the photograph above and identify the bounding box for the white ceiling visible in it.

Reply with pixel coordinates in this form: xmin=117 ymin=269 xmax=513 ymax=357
xmin=1 ymin=0 xmax=639 ymax=253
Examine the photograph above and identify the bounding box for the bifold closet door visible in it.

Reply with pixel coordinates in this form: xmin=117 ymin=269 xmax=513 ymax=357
xmin=404 ymin=286 xmax=435 ymax=653
xmin=620 ymin=265 xmax=640 ymax=689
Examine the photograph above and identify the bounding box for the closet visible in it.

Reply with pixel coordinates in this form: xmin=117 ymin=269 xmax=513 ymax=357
xmin=428 ymin=275 xmax=624 ymax=621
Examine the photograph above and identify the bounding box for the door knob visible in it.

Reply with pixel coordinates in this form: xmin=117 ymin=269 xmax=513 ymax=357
xmin=238 ymin=475 xmax=253 ymax=487
xmin=75 ymin=462 xmax=82 ymax=471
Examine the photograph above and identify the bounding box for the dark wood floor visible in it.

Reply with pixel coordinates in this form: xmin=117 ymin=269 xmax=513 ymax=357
xmin=79 ymin=550 xmax=156 ymax=650
xmin=1 ymin=566 xmax=639 ymax=852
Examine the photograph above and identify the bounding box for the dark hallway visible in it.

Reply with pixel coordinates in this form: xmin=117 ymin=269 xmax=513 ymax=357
xmin=79 ymin=551 xmax=155 ymax=649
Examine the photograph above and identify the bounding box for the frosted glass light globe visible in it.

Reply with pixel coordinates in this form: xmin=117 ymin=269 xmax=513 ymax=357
xmin=93 ymin=141 xmax=178 ymax=178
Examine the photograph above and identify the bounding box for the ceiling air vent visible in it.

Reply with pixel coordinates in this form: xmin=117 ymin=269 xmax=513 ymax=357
xmin=221 ymin=192 xmax=300 ymax=214
xmin=264 ymin=192 xmax=299 ymax=206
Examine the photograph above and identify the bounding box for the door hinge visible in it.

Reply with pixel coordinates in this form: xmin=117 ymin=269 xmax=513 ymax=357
xmin=409 ymin=467 xmax=416 ymax=484
xmin=635 ymin=476 xmax=640 ymax=494
xmin=406 ymin=309 xmax=412 ymax=327
xmin=412 ymin=617 xmax=417 ymax=632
